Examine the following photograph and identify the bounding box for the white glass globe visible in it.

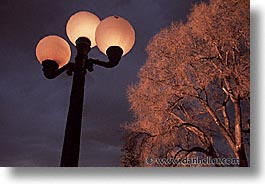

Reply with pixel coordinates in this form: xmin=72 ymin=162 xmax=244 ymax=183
xmin=95 ymin=16 xmax=135 ymax=56
xmin=36 ymin=35 xmax=71 ymax=67
xmin=66 ymin=11 xmax=100 ymax=47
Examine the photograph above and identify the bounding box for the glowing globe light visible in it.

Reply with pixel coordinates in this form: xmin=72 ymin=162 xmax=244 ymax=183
xmin=66 ymin=11 xmax=100 ymax=47
xmin=36 ymin=35 xmax=71 ymax=67
xmin=95 ymin=16 xmax=135 ymax=56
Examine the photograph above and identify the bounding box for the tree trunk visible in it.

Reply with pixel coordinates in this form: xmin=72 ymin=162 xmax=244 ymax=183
xmin=234 ymin=99 xmax=248 ymax=167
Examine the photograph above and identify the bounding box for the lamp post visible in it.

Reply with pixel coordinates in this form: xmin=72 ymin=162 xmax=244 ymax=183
xmin=35 ymin=11 xmax=135 ymax=167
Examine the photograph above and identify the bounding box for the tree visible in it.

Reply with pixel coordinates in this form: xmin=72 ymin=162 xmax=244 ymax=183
xmin=121 ymin=0 xmax=250 ymax=167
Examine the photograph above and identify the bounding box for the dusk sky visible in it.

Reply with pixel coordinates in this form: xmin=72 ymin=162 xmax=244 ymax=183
xmin=0 ymin=0 xmax=206 ymax=166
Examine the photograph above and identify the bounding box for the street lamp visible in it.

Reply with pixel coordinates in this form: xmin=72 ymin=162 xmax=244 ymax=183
xmin=35 ymin=11 xmax=135 ymax=167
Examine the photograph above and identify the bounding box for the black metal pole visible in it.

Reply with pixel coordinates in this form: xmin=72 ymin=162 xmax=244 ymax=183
xmin=40 ymin=36 xmax=124 ymax=167
xmin=60 ymin=38 xmax=90 ymax=167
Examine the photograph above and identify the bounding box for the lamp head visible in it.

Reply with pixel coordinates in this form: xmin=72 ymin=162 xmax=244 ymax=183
xmin=66 ymin=11 xmax=100 ymax=47
xmin=95 ymin=16 xmax=135 ymax=56
xmin=42 ymin=60 xmax=59 ymax=79
xmin=36 ymin=35 xmax=71 ymax=67
xmin=75 ymin=37 xmax=91 ymax=55
xmin=106 ymin=46 xmax=123 ymax=61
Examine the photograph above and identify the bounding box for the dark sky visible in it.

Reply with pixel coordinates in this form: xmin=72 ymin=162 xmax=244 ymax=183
xmin=0 ymin=0 xmax=204 ymax=166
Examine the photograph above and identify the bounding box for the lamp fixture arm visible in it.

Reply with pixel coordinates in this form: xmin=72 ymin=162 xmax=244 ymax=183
xmin=42 ymin=60 xmax=75 ymax=79
xmin=87 ymin=45 xmax=124 ymax=69
xmin=42 ymin=45 xmax=124 ymax=78
xmin=88 ymin=58 xmax=120 ymax=69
